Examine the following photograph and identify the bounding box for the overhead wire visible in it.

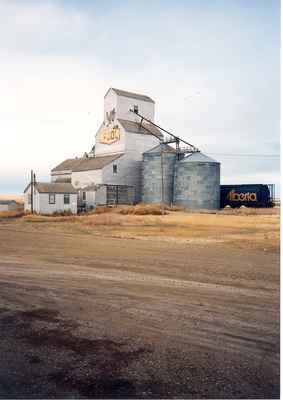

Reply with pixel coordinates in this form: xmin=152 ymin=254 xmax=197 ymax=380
xmin=207 ymin=153 xmax=279 ymax=159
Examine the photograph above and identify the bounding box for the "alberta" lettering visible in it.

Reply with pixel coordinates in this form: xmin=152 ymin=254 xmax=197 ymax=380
xmin=227 ymin=191 xmax=257 ymax=202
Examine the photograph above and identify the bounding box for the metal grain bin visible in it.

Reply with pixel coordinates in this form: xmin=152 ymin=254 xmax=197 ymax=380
xmin=173 ymin=152 xmax=220 ymax=210
xmin=142 ymin=144 xmax=176 ymax=204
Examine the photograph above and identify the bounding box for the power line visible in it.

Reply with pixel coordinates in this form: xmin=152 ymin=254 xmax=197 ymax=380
xmin=207 ymin=153 xmax=280 ymax=159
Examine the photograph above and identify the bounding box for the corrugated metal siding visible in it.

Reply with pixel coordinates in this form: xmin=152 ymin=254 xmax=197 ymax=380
xmin=174 ymin=161 xmax=220 ymax=210
xmin=142 ymin=151 xmax=176 ymax=204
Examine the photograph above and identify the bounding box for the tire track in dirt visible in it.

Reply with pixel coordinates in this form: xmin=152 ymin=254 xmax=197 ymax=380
xmin=0 ymin=257 xmax=279 ymax=365
xmin=0 ymin=258 xmax=277 ymax=299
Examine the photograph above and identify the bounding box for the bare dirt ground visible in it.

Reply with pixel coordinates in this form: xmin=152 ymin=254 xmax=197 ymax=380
xmin=0 ymin=209 xmax=280 ymax=398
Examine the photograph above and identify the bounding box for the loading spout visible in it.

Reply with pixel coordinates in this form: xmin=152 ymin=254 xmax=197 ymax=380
xmin=129 ymin=109 xmax=200 ymax=156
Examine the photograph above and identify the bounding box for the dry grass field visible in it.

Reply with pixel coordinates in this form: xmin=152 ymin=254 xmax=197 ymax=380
xmin=6 ymin=205 xmax=279 ymax=251
xmin=0 ymin=206 xmax=280 ymax=398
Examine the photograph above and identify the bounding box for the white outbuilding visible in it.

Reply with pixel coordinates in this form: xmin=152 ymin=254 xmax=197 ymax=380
xmin=0 ymin=200 xmax=19 ymax=212
xmin=24 ymin=182 xmax=77 ymax=215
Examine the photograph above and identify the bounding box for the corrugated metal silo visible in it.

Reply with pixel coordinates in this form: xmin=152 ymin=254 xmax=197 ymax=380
xmin=173 ymin=152 xmax=220 ymax=209
xmin=142 ymin=144 xmax=176 ymax=204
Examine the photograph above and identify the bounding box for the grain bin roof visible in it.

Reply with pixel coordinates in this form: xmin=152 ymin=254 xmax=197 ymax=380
xmin=105 ymin=88 xmax=155 ymax=103
xmin=181 ymin=152 xmax=219 ymax=163
xmin=144 ymin=143 xmax=176 ymax=154
xmin=24 ymin=182 xmax=77 ymax=194
xmin=52 ymin=154 xmax=123 ymax=173
xmin=118 ymin=119 xmax=163 ymax=138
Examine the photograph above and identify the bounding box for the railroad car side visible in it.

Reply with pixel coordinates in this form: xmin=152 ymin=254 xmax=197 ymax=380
xmin=220 ymin=184 xmax=274 ymax=208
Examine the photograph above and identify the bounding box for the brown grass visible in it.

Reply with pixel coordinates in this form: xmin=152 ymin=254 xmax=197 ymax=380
xmin=82 ymin=213 xmax=125 ymax=226
xmin=23 ymin=214 xmax=78 ymax=223
xmin=0 ymin=210 xmax=25 ymax=219
xmin=218 ymin=207 xmax=278 ymax=216
xmin=81 ymin=204 xmax=185 ymax=216
xmin=92 ymin=204 xmax=277 ymax=217
xmin=92 ymin=206 xmax=114 ymax=214
xmin=5 ymin=204 xmax=279 ymax=251
xmin=21 ymin=210 xmax=162 ymax=227
xmin=83 ymin=213 xmax=161 ymax=226
xmin=119 ymin=204 xmax=167 ymax=215
xmin=118 ymin=204 xmax=185 ymax=215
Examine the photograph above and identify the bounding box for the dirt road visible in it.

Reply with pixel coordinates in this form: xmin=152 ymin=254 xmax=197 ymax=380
xmin=0 ymin=221 xmax=280 ymax=398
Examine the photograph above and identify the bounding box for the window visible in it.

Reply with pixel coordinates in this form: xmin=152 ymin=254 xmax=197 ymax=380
xmin=113 ymin=164 xmax=118 ymax=174
xmin=133 ymin=105 xmax=139 ymax=114
xmin=64 ymin=194 xmax=70 ymax=204
xmin=82 ymin=192 xmax=86 ymax=201
xmin=49 ymin=193 xmax=55 ymax=204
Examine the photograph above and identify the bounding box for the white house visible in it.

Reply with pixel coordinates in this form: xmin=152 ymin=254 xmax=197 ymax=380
xmin=24 ymin=182 xmax=77 ymax=215
xmin=51 ymin=88 xmax=163 ymax=204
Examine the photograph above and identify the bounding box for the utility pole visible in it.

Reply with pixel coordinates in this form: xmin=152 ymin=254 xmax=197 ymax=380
xmin=30 ymin=170 xmax=34 ymax=214
xmin=160 ymin=145 xmax=165 ymax=215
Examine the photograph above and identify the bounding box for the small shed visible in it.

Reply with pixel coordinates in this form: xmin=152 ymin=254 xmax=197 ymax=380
xmin=77 ymin=184 xmax=97 ymax=211
xmin=78 ymin=184 xmax=135 ymax=211
xmin=0 ymin=200 xmax=19 ymax=212
xmin=24 ymin=182 xmax=78 ymax=215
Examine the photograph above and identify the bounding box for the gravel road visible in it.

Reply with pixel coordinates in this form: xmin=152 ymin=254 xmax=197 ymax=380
xmin=0 ymin=225 xmax=280 ymax=398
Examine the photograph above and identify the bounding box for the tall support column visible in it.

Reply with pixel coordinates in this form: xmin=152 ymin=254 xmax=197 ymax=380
xmin=30 ymin=170 xmax=34 ymax=214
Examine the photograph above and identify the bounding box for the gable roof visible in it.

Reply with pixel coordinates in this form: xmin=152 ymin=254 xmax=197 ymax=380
xmin=0 ymin=200 xmax=18 ymax=205
xmin=105 ymin=88 xmax=155 ymax=103
xmin=79 ymin=184 xmax=97 ymax=191
xmin=51 ymin=158 xmax=82 ymax=172
xmin=24 ymin=182 xmax=77 ymax=194
xmin=118 ymin=119 xmax=163 ymax=138
xmin=52 ymin=154 xmax=123 ymax=173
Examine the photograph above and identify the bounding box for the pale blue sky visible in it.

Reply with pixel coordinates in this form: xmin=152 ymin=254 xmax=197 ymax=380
xmin=0 ymin=0 xmax=280 ymax=194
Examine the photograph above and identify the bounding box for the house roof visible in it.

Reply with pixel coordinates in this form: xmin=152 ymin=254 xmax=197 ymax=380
xmin=24 ymin=182 xmax=77 ymax=194
xmin=80 ymin=184 xmax=98 ymax=191
xmin=105 ymin=88 xmax=155 ymax=103
xmin=51 ymin=158 xmax=82 ymax=172
xmin=0 ymin=200 xmax=17 ymax=205
xmin=52 ymin=154 xmax=123 ymax=173
xmin=118 ymin=119 xmax=163 ymax=138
